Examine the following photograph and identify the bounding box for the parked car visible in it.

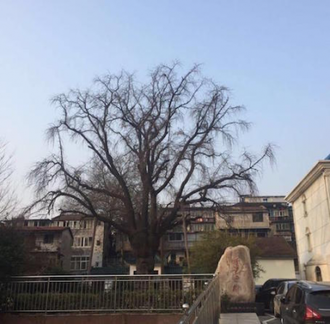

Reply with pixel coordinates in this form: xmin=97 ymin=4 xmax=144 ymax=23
xmin=273 ymin=280 xmax=298 ymax=317
xmin=280 ymin=281 xmax=330 ymax=324
xmin=256 ymin=278 xmax=296 ymax=312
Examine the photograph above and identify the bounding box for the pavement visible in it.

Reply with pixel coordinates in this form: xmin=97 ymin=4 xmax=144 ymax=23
xmin=219 ymin=312 xmax=281 ymax=324
xmin=258 ymin=313 xmax=281 ymax=324
xmin=219 ymin=313 xmax=260 ymax=324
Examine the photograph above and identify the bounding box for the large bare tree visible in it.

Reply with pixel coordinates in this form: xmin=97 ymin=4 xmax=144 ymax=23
xmin=0 ymin=140 xmax=16 ymax=219
xmin=30 ymin=63 xmax=274 ymax=273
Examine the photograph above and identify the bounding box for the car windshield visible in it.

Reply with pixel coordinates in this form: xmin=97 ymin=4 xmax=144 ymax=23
xmin=308 ymin=291 xmax=330 ymax=308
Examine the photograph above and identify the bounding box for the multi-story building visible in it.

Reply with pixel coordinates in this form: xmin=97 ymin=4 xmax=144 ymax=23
xmin=163 ymin=207 xmax=215 ymax=268
xmin=23 ymin=218 xmax=53 ymax=227
xmin=18 ymin=226 xmax=73 ymax=273
xmin=286 ymin=159 xmax=330 ymax=282
xmin=240 ymin=195 xmax=295 ymax=244
xmin=216 ymin=204 xmax=270 ymax=238
xmin=51 ymin=214 xmax=108 ymax=273
xmin=115 ymin=207 xmax=216 ymax=273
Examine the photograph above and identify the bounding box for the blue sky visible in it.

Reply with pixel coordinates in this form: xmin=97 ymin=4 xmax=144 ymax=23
xmin=0 ymin=0 xmax=330 ymax=204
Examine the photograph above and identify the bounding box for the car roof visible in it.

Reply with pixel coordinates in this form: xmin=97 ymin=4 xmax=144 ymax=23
xmin=296 ymin=281 xmax=330 ymax=292
xmin=268 ymin=278 xmax=296 ymax=282
xmin=282 ymin=280 xmax=298 ymax=285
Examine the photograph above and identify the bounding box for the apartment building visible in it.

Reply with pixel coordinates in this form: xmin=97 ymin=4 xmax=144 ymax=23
xmin=163 ymin=207 xmax=215 ymax=268
xmin=52 ymin=214 xmax=108 ymax=273
xmin=216 ymin=204 xmax=270 ymax=238
xmin=240 ymin=195 xmax=295 ymax=244
xmin=18 ymin=226 xmax=73 ymax=273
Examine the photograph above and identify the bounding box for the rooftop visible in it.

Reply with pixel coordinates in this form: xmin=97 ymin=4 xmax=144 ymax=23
xmin=17 ymin=226 xmax=73 ymax=238
xmin=286 ymin=160 xmax=330 ymax=202
xmin=52 ymin=214 xmax=90 ymax=221
xmin=256 ymin=236 xmax=296 ymax=259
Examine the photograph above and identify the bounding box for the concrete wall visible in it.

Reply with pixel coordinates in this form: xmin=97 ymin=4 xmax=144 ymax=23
xmin=255 ymin=259 xmax=296 ymax=285
xmin=217 ymin=211 xmax=270 ymax=230
xmin=129 ymin=264 xmax=162 ymax=275
xmin=55 ymin=219 xmax=105 ymax=269
xmin=0 ymin=313 xmax=181 ymax=324
xmin=60 ymin=230 xmax=73 ymax=271
xmin=34 ymin=233 xmax=61 ymax=252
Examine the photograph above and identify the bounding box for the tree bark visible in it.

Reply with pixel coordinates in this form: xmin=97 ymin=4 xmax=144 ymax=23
xmin=129 ymin=230 xmax=160 ymax=274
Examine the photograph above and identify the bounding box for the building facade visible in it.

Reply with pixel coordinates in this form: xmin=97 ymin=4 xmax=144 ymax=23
xmin=18 ymin=227 xmax=73 ymax=273
xmin=216 ymin=204 xmax=270 ymax=238
xmin=286 ymin=160 xmax=330 ymax=282
xmin=240 ymin=195 xmax=295 ymax=244
xmin=52 ymin=215 xmax=108 ymax=273
xmin=254 ymin=236 xmax=296 ymax=285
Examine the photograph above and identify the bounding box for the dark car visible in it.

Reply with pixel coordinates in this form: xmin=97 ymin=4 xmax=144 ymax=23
xmin=274 ymin=281 xmax=298 ymax=317
xmin=256 ymin=278 xmax=296 ymax=312
xmin=280 ymin=281 xmax=330 ymax=324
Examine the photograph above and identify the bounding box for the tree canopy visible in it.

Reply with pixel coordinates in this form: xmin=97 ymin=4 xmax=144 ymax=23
xmin=29 ymin=63 xmax=274 ymax=273
xmin=0 ymin=226 xmax=27 ymax=281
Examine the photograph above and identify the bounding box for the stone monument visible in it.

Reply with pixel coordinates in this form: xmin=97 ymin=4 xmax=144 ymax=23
xmin=215 ymin=245 xmax=255 ymax=303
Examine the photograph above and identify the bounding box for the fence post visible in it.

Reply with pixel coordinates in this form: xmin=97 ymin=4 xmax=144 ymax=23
xmin=44 ymin=277 xmax=50 ymax=314
xmin=79 ymin=277 xmax=83 ymax=313
xmin=114 ymin=276 xmax=117 ymax=312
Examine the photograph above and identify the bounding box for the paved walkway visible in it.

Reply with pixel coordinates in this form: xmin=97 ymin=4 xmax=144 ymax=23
xmin=219 ymin=313 xmax=260 ymax=324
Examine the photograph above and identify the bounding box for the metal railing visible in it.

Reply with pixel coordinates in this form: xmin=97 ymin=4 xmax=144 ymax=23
xmin=177 ymin=274 xmax=220 ymax=324
xmin=1 ymin=274 xmax=213 ymax=313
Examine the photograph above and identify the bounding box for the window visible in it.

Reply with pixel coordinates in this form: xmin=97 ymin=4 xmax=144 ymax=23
xmin=286 ymin=286 xmax=296 ymax=303
xmin=44 ymin=234 xmax=54 ymax=244
xmin=308 ymin=291 xmax=330 ymax=308
xmin=302 ymin=194 xmax=308 ymax=217
xmin=252 ymin=213 xmax=263 ymax=222
xmin=168 ymin=233 xmax=183 ymax=241
xmin=276 ymin=223 xmax=290 ymax=231
xmin=70 ymin=256 xmax=90 ymax=270
xmin=96 ymin=240 xmax=101 ymax=246
xmin=295 ymin=287 xmax=303 ymax=304
xmin=306 ymin=227 xmax=312 ymax=252
xmin=277 ymin=283 xmax=285 ymax=294
xmin=75 ymin=237 xmax=93 ymax=247
xmin=315 ymin=266 xmax=323 ymax=282
xmin=263 ymin=198 xmax=268 ymax=202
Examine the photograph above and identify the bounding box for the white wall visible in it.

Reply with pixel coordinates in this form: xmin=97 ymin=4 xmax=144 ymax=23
xmin=129 ymin=265 xmax=162 ymax=275
xmin=291 ymin=173 xmax=330 ymax=281
xmin=255 ymin=259 xmax=296 ymax=285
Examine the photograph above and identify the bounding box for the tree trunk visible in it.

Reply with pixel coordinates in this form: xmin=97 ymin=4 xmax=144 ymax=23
xmin=129 ymin=230 xmax=160 ymax=274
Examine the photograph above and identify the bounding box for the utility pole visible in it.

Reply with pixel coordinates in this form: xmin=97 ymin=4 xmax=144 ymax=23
xmin=182 ymin=213 xmax=191 ymax=274
xmin=88 ymin=218 xmax=98 ymax=274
